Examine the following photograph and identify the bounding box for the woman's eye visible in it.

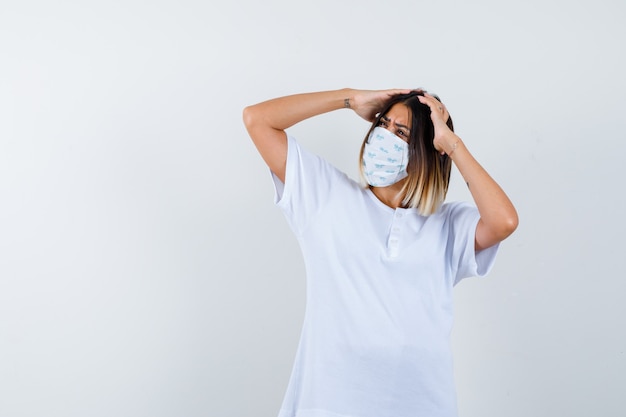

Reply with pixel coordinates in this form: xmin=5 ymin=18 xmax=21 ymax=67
xmin=378 ymin=120 xmax=388 ymax=127
xmin=397 ymin=130 xmax=407 ymax=137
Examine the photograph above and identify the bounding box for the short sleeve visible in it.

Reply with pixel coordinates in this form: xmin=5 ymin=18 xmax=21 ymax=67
xmin=270 ymin=135 xmax=349 ymax=235
xmin=445 ymin=202 xmax=499 ymax=285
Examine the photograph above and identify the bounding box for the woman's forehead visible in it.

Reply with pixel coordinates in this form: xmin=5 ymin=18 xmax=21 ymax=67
xmin=383 ymin=103 xmax=411 ymax=126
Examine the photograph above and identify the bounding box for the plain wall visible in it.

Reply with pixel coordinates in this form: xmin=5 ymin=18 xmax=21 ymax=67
xmin=1 ymin=0 xmax=625 ymax=416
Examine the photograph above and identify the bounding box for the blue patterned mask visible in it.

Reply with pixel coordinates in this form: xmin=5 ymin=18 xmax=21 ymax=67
xmin=362 ymin=127 xmax=409 ymax=187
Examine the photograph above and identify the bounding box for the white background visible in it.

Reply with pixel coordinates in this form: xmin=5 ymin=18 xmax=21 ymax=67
xmin=1 ymin=0 xmax=625 ymax=416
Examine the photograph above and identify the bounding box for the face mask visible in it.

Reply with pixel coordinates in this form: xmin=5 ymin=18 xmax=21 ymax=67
xmin=362 ymin=127 xmax=409 ymax=187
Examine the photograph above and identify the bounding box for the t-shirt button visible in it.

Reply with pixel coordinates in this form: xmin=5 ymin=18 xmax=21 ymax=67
xmin=392 ymin=227 xmax=400 ymax=232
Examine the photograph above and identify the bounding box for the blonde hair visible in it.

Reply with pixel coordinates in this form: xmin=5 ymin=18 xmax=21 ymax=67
xmin=359 ymin=91 xmax=453 ymax=216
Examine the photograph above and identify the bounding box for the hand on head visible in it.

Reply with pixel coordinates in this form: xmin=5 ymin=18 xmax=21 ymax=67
xmin=417 ymin=93 xmax=456 ymax=155
xmin=350 ymin=89 xmax=412 ymax=122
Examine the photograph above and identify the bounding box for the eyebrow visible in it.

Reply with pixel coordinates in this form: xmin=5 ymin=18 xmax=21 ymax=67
xmin=381 ymin=116 xmax=410 ymax=131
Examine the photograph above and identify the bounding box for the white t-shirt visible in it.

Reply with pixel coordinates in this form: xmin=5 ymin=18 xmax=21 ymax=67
xmin=271 ymin=136 xmax=499 ymax=417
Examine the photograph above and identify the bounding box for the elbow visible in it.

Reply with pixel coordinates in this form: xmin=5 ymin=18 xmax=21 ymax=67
xmin=487 ymin=211 xmax=519 ymax=243
xmin=477 ymin=209 xmax=519 ymax=250
xmin=506 ymin=218 xmax=519 ymax=238
xmin=242 ymin=105 xmax=255 ymax=130
xmin=499 ymin=211 xmax=519 ymax=240
xmin=242 ymin=104 xmax=265 ymax=131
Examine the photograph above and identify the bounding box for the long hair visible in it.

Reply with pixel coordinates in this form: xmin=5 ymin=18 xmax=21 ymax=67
xmin=358 ymin=90 xmax=454 ymax=215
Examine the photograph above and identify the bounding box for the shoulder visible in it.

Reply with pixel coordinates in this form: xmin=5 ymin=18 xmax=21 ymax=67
xmin=422 ymin=201 xmax=477 ymax=222
xmin=286 ymin=134 xmax=357 ymax=187
xmin=424 ymin=201 xmax=480 ymax=234
xmin=439 ymin=201 xmax=477 ymax=217
xmin=435 ymin=201 xmax=481 ymax=241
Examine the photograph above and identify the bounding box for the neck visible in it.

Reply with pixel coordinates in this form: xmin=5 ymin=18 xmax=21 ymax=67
xmin=370 ymin=181 xmax=406 ymax=209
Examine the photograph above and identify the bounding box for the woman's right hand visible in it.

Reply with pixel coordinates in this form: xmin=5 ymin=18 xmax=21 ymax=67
xmin=350 ymin=88 xmax=413 ymax=122
xmin=243 ymin=88 xmax=411 ymax=183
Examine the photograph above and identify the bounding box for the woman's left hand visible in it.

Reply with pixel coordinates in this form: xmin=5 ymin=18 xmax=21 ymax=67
xmin=418 ymin=93 xmax=458 ymax=155
xmin=417 ymin=93 xmax=519 ymax=251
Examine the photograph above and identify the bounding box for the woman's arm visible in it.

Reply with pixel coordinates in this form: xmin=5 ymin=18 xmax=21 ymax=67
xmin=418 ymin=93 xmax=519 ymax=252
xmin=242 ymin=88 xmax=409 ymax=182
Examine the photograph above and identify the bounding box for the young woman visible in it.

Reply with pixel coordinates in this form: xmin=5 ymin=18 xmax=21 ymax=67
xmin=243 ymin=88 xmax=518 ymax=417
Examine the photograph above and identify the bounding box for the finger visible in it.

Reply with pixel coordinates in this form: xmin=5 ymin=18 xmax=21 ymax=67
xmin=423 ymin=92 xmax=444 ymax=106
xmin=418 ymin=94 xmax=440 ymax=112
xmin=383 ymin=88 xmax=412 ymax=95
xmin=418 ymin=95 xmax=449 ymax=121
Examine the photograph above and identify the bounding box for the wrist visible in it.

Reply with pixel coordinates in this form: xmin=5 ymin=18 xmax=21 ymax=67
xmin=447 ymin=139 xmax=459 ymax=156
xmin=341 ymin=88 xmax=355 ymax=110
xmin=439 ymin=135 xmax=463 ymax=157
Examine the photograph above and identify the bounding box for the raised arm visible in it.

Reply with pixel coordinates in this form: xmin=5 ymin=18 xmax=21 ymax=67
xmin=418 ymin=93 xmax=519 ymax=252
xmin=242 ymin=88 xmax=410 ymax=182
